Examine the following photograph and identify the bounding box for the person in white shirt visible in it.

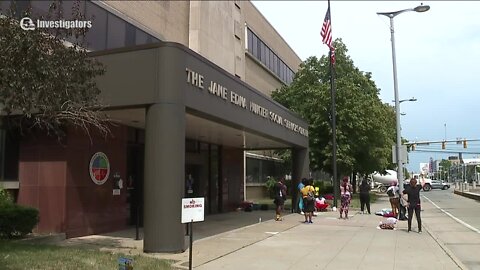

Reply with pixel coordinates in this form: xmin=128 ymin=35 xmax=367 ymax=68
xmin=386 ymin=180 xmax=400 ymax=218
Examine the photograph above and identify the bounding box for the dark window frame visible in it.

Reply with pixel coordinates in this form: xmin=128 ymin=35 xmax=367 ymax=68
xmin=84 ymin=1 xmax=107 ymax=51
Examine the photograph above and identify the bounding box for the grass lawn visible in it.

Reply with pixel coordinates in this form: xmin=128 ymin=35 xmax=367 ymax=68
xmin=0 ymin=240 xmax=173 ymax=270
xmin=349 ymin=193 xmax=378 ymax=209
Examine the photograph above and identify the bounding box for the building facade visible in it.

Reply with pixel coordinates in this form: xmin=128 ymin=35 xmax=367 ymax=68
xmin=0 ymin=0 xmax=309 ymax=253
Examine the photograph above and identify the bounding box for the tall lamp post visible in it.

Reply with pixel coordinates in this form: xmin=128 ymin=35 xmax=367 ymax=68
xmin=377 ymin=5 xmax=429 ymax=198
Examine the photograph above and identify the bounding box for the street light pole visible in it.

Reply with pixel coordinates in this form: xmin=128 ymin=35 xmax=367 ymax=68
xmin=389 ymin=14 xmax=405 ymax=196
xmin=377 ymin=5 xmax=430 ymax=198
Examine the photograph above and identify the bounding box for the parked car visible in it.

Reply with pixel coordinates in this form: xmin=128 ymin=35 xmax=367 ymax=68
xmin=430 ymin=179 xmax=450 ymax=190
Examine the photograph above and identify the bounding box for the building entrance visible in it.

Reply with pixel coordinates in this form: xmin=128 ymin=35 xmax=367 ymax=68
xmin=127 ymin=142 xmax=144 ymax=227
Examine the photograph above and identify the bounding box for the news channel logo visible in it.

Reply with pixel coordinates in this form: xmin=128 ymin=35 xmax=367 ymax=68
xmin=20 ymin=17 xmax=35 ymax=30
xmin=19 ymin=17 xmax=92 ymax=31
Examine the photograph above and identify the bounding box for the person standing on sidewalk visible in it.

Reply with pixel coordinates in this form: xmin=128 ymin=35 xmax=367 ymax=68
xmin=273 ymin=178 xmax=287 ymax=221
xmin=403 ymin=178 xmax=422 ymax=233
xmin=297 ymin=178 xmax=306 ymax=214
xmin=300 ymin=178 xmax=315 ymax=223
xmin=359 ymin=179 xmax=371 ymax=214
xmin=339 ymin=177 xmax=352 ymax=219
xmin=386 ymin=181 xmax=400 ymax=218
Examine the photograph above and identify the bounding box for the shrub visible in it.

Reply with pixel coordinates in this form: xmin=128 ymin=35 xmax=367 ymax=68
xmin=0 ymin=204 xmax=39 ymax=239
xmin=313 ymin=180 xmax=334 ymax=195
xmin=0 ymin=187 xmax=13 ymax=208
xmin=265 ymin=177 xmax=277 ymax=198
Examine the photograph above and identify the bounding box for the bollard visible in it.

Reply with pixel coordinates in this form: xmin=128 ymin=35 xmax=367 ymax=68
xmin=455 ymin=182 xmax=459 ymax=190
xmin=473 ymin=182 xmax=477 ymax=189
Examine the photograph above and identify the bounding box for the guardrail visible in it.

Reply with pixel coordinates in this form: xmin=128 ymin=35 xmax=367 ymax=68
xmin=453 ymin=182 xmax=480 ymax=201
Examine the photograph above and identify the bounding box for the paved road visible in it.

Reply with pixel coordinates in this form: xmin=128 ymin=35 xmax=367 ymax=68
xmin=421 ymin=189 xmax=480 ymax=270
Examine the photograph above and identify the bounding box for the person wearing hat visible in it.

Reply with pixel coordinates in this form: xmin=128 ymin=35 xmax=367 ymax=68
xmin=339 ymin=176 xmax=352 ymax=219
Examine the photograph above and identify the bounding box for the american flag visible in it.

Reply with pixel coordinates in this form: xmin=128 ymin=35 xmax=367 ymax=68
xmin=321 ymin=7 xmax=332 ymax=47
xmin=321 ymin=6 xmax=335 ymax=64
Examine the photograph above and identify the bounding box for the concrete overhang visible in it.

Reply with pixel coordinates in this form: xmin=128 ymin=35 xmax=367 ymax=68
xmin=89 ymin=42 xmax=309 ymax=150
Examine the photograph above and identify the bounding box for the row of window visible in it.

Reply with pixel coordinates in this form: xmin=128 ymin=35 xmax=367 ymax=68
xmin=246 ymin=27 xmax=294 ymax=85
xmin=246 ymin=157 xmax=285 ymax=184
xmin=1 ymin=0 xmax=159 ymax=51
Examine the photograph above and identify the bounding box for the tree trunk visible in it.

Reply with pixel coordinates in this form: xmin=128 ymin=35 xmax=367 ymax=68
xmin=352 ymin=172 xmax=357 ymax=194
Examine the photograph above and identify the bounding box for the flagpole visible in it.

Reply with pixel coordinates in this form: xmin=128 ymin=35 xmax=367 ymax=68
xmin=327 ymin=0 xmax=338 ymax=208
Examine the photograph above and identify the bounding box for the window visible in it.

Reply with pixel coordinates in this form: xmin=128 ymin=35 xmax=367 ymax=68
xmin=0 ymin=129 xmax=19 ymax=181
xmin=269 ymin=50 xmax=274 ymax=71
xmin=125 ymin=22 xmax=136 ymax=46
xmin=135 ymin=28 xmax=148 ymax=45
xmin=273 ymin=54 xmax=278 ymax=74
xmin=245 ymin=27 xmax=296 ymax=84
xmin=30 ymin=0 xmax=51 ymax=18
xmin=252 ymin=33 xmax=258 ymax=57
xmin=260 ymin=42 xmax=266 ymax=65
xmin=15 ymin=0 xmax=30 ymax=19
xmin=84 ymin=1 xmax=107 ymax=51
xmin=247 ymin=28 xmax=253 ymax=54
xmin=256 ymin=36 xmax=261 ymax=59
xmin=0 ymin=1 xmax=10 ymax=15
xmin=106 ymin=13 xmax=125 ymax=49
xmin=61 ymin=0 xmax=86 ymax=21
xmin=279 ymin=63 xmax=284 ymax=81
xmin=265 ymin=46 xmax=271 ymax=69
xmin=186 ymin=139 xmax=200 ymax=153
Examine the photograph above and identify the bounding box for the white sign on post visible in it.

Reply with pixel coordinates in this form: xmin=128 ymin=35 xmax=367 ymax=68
xmin=181 ymin=197 xmax=205 ymax=224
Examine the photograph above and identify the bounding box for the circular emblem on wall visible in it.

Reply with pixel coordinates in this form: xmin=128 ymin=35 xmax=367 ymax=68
xmin=89 ymin=152 xmax=110 ymax=185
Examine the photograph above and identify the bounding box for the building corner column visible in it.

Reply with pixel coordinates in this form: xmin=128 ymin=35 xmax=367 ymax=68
xmin=144 ymin=46 xmax=186 ymax=253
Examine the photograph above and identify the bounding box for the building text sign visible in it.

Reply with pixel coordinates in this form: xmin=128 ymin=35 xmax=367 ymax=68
xmin=186 ymin=68 xmax=308 ymax=137
xmin=181 ymin=197 xmax=205 ymax=223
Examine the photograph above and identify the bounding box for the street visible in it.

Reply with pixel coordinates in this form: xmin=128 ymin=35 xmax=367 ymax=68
xmin=422 ymin=189 xmax=480 ymax=270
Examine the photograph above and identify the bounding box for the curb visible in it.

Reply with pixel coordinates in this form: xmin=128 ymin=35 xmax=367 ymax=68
xmin=18 ymin=233 xmax=66 ymax=244
xmin=422 ymin=222 xmax=468 ymax=270
xmin=454 ymin=189 xmax=480 ymax=201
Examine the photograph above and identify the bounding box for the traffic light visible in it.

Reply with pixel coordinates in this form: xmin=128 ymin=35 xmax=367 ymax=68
xmin=463 ymin=140 xmax=467 ymax=148
xmin=442 ymin=141 xmax=446 ymax=149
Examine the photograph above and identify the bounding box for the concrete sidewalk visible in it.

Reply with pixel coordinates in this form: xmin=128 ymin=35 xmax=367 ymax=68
xmin=56 ymin=195 xmax=464 ymax=270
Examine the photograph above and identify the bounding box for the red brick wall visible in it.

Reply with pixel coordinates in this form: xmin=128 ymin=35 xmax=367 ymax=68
xmin=65 ymin=125 xmax=129 ymax=238
xmin=17 ymin=125 xmax=129 ymax=237
xmin=18 ymin=133 xmax=67 ymax=233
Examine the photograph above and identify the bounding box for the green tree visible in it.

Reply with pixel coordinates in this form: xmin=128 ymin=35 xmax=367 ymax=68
xmin=439 ymin=159 xmax=452 ymax=180
xmin=272 ymin=39 xmax=396 ymax=177
xmin=0 ymin=1 xmax=109 ymax=137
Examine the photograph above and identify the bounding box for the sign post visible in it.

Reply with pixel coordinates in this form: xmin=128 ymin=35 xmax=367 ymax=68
xmin=181 ymin=197 xmax=205 ymax=270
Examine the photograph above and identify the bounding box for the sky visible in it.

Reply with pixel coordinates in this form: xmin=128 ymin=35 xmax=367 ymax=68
xmin=252 ymin=1 xmax=480 ymax=173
